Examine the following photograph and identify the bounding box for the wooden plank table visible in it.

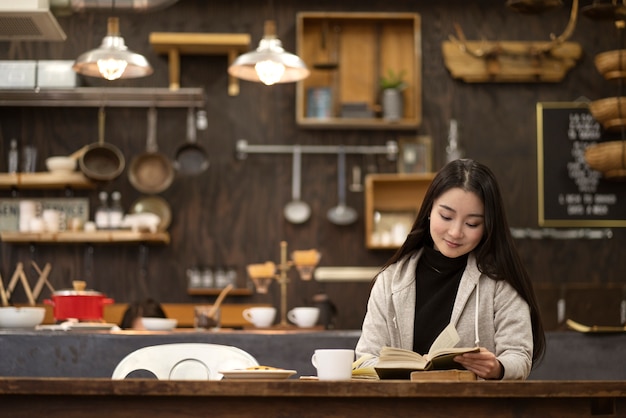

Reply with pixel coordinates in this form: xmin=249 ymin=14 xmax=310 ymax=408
xmin=0 ymin=378 xmax=624 ymax=417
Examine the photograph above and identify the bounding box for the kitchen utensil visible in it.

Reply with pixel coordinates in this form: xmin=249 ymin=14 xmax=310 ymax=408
xmin=0 ymin=306 xmax=45 ymax=328
xmin=283 ymin=145 xmax=311 ymax=224
xmin=79 ymin=107 xmax=125 ymax=181
xmin=31 ymin=261 xmax=53 ymax=300
xmin=129 ymin=195 xmax=172 ymax=231
xmin=0 ymin=274 xmax=8 ymax=307
xmin=128 ymin=107 xmax=175 ymax=194
xmin=348 ymin=165 xmax=364 ymax=192
xmin=207 ymin=283 xmax=233 ymax=319
xmin=581 ymin=0 xmax=626 ymax=20
xmin=140 ymin=317 xmax=178 ymax=331
xmin=242 ymin=306 xmax=276 ymax=328
xmin=174 ymin=107 xmax=209 ymax=175
xmin=327 ymin=147 xmax=358 ymax=226
xmin=4 ymin=262 xmax=35 ymax=306
xmin=44 ymin=280 xmax=114 ymax=321
xmin=45 ymin=156 xmax=76 ymax=173
xmin=287 ymin=307 xmax=320 ymax=328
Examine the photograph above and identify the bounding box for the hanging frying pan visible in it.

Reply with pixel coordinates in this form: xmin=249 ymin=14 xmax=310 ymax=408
xmin=174 ymin=107 xmax=209 ymax=175
xmin=79 ymin=107 xmax=125 ymax=181
xmin=128 ymin=107 xmax=175 ymax=194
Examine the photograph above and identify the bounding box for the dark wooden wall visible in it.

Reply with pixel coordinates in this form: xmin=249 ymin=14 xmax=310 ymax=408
xmin=1 ymin=0 xmax=624 ymax=330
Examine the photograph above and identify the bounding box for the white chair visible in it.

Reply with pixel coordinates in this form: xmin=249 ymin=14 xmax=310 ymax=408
xmin=111 ymin=343 xmax=259 ymax=380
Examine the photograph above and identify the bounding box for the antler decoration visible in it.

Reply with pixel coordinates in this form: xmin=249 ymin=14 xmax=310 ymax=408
xmin=449 ymin=0 xmax=578 ymax=59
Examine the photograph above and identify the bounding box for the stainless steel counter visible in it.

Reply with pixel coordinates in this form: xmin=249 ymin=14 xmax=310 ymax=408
xmin=0 ymin=329 xmax=623 ymax=380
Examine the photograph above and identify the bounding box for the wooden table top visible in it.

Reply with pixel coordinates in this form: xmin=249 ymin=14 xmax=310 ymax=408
xmin=1 ymin=377 xmax=625 ymax=398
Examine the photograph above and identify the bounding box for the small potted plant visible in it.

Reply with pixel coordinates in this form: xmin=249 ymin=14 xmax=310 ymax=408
xmin=380 ymin=69 xmax=407 ymax=121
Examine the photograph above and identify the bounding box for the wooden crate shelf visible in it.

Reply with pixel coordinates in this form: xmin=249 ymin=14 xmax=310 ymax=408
xmin=365 ymin=173 xmax=434 ymax=249
xmin=296 ymin=12 xmax=421 ymax=130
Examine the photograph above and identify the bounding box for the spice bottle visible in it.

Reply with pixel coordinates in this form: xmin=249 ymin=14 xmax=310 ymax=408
xmin=8 ymin=139 xmax=18 ymax=173
xmin=94 ymin=191 xmax=110 ymax=229
xmin=109 ymin=191 xmax=124 ymax=229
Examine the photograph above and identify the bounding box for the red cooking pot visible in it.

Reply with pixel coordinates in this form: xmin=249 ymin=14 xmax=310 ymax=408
xmin=44 ymin=283 xmax=114 ymax=321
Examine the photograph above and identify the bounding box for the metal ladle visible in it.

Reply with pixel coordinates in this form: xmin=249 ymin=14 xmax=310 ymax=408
xmin=327 ymin=146 xmax=358 ymax=226
xmin=283 ymin=145 xmax=311 ymax=224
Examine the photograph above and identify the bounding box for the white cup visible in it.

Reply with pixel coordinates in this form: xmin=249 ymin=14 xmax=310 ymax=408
xmin=84 ymin=221 xmax=97 ymax=232
xmin=311 ymin=349 xmax=354 ymax=381
xmin=42 ymin=209 xmax=65 ymax=232
xmin=287 ymin=307 xmax=320 ymax=328
xmin=19 ymin=200 xmax=41 ymax=231
xmin=242 ymin=306 xmax=276 ymax=328
xmin=28 ymin=217 xmax=45 ymax=232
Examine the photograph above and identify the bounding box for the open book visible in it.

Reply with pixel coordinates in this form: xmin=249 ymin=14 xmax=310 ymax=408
xmin=375 ymin=323 xmax=479 ymax=379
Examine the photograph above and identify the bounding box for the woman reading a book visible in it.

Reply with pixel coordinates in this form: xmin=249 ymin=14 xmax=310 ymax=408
xmin=356 ymin=159 xmax=545 ymax=380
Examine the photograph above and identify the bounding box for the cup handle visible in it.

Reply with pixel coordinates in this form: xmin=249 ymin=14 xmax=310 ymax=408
xmin=242 ymin=309 xmax=252 ymax=322
xmin=287 ymin=309 xmax=296 ymax=324
xmin=311 ymin=353 xmax=318 ymax=369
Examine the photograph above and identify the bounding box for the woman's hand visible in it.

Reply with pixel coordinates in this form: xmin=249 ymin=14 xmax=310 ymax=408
xmin=453 ymin=347 xmax=503 ymax=380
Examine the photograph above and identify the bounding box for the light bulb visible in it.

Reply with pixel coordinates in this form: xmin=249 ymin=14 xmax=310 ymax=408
xmin=255 ymin=60 xmax=285 ymax=85
xmin=97 ymin=58 xmax=128 ymax=80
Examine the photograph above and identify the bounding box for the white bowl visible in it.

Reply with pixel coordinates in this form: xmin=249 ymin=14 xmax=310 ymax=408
xmin=0 ymin=307 xmax=46 ymax=328
xmin=46 ymin=156 xmax=77 ymax=173
xmin=140 ymin=317 xmax=177 ymax=331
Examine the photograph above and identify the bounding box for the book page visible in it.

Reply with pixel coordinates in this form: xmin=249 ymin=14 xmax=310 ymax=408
xmin=427 ymin=323 xmax=460 ymax=358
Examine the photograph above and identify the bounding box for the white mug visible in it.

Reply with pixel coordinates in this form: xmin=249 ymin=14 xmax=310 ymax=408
xmin=311 ymin=349 xmax=354 ymax=381
xmin=19 ymin=200 xmax=41 ymax=232
xmin=287 ymin=307 xmax=320 ymax=328
xmin=42 ymin=209 xmax=65 ymax=232
xmin=242 ymin=306 xmax=276 ymax=328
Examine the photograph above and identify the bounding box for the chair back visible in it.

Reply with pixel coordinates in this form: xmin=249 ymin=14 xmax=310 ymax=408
xmin=111 ymin=343 xmax=259 ymax=380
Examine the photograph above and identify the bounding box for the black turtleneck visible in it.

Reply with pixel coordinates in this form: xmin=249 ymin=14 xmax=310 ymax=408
xmin=412 ymin=245 xmax=468 ymax=354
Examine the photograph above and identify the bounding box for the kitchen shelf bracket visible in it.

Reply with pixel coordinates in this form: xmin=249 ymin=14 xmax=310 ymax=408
xmin=235 ymin=139 xmax=398 ymax=161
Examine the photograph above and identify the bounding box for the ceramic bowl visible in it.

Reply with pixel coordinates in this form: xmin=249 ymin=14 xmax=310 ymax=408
xmin=140 ymin=317 xmax=177 ymax=331
xmin=0 ymin=307 xmax=46 ymax=328
xmin=46 ymin=156 xmax=77 ymax=173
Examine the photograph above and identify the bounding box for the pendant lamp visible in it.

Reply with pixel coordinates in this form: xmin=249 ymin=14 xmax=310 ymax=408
xmin=228 ymin=20 xmax=309 ymax=86
xmin=73 ymin=16 xmax=153 ymax=81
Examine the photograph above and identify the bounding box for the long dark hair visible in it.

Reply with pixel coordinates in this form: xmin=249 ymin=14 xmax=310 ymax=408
xmin=383 ymin=159 xmax=545 ymax=365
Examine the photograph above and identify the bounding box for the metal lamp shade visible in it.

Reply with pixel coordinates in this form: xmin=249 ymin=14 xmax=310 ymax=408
xmin=228 ymin=20 xmax=309 ymax=85
xmin=73 ymin=17 xmax=153 ymax=80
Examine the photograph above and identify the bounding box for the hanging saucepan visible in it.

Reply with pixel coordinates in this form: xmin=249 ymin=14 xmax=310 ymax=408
xmin=79 ymin=107 xmax=125 ymax=181
xmin=581 ymin=0 xmax=626 ymax=20
xmin=128 ymin=107 xmax=175 ymax=194
xmin=173 ymin=107 xmax=209 ymax=175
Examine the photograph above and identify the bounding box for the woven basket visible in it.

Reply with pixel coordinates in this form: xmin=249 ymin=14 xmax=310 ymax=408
xmin=585 ymin=141 xmax=626 ymax=180
xmin=589 ymin=97 xmax=626 ymax=131
xmin=594 ymin=49 xmax=626 ymax=80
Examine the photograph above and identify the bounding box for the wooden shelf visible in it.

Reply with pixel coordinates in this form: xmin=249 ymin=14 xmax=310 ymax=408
xmin=365 ymin=173 xmax=434 ymax=249
xmin=0 ymin=172 xmax=95 ymax=189
xmin=187 ymin=288 xmax=253 ymax=296
xmin=0 ymin=230 xmax=170 ymax=244
xmin=0 ymin=87 xmax=205 ymax=108
xmin=296 ymin=12 xmax=421 ymax=130
xmin=149 ymin=32 xmax=251 ymax=96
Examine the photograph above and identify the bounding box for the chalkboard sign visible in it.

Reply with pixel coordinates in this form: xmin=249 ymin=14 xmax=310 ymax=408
xmin=537 ymin=102 xmax=626 ymax=227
